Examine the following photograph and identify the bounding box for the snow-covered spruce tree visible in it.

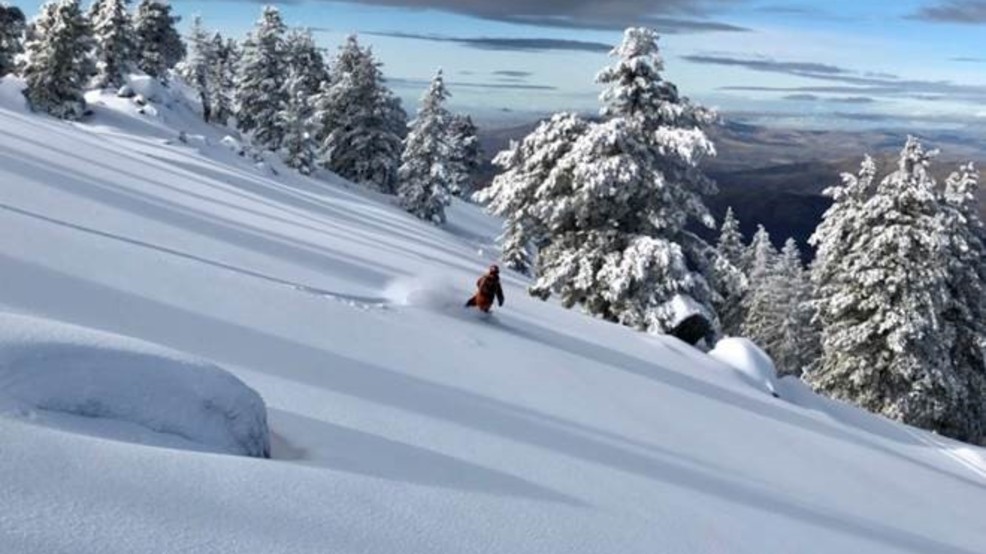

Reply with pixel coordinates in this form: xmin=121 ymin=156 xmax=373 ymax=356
xmin=398 ymin=70 xmax=453 ymax=223
xmin=284 ymin=28 xmax=327 ymax=99
xmin=447 ymin=113 xmax=481 ymax=196
xmin=310 ymin=35 xmax=406 ymax=193
xmin=176 ymin=15 xmax=215 ymax=120
xmin=89 ymin=0 xmax=132 ymax=88
xmin=809 ymin=138 xmax=961 ymax=435
xmin=714 ymin=206 xmax=748 ymax=334
xmin=0 ymin=3 xmax=26 ymax=78
xmin=234 ymin=5 xmax=288 ymax=150
xmin=939 ymin=163 xmax=986 ymax=443
xmin=474 ymin=113 xmax=591 ymax=275
xmin=717 ymin=207 xmax=745 ymax=270
xmin=133 ymin=0 xmax=183 ymax=80
xmin=205 ymin=33 xmax=236 ymax=126
xmin=740 ymin=225 xmax=783 ymax=350
xmin=479 ymin=27 xmax=720 ymax=334
xmin=278 ymin=69 xmax=317 ymax=175
xmin=524 ymin=117 xmax=717 ymax=333
xmin=772 ymin=238 xmax=818 ymax=377
xmin=21 ymin=0 xmax=94 ymax=119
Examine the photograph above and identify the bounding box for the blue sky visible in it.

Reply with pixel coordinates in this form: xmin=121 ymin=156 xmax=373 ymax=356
xmin=17 ymin=0 xmax=986 ymax=129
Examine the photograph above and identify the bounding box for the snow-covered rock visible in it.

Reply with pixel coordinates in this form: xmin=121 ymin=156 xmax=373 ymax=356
xmin=0 ymin=313 xmax=270 ymax=458
xmin=708 ymin=337 xmax=779 ymax=397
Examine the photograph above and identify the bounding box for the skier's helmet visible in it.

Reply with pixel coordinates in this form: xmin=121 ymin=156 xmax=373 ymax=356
xmin=489 ymin=264 xmax=499 ymax=275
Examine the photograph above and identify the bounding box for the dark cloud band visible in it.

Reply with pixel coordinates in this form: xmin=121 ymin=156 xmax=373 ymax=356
xmin=910 ymin=1 xmax=986 ymax=23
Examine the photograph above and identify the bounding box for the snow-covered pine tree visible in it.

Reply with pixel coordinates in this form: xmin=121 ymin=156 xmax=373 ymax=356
xmin=447 ymin=113 xmax=481 ymax=197
xmin=939 ymin=163 xmax=986 ymax=443
xmin=474 ymin=113 xmax=591 ymax=275
xmin=205 ymin=33 xmax=236 ymax=126
xmin=740 ymin=225 xmax=783 ymax=351
xmin=717 ymin=207 xmax=745 ymax=270
xmin=714 ymin=206 xmax=748 ymax=334
xmin=309 ymin=35 xmax=405 ymax=193
xmin=21 ymin=0 xmax=94 ymax=119
xmin=0 ymin=3 xmax=26 ymax=78
xmin=284 ymin=28 xmax=327 ymax=99
xmin=524 ymin=117 xmax=718 ymax=333
xmin=809 ymin=138 xmax=961 ymax=436
xmin=772 ymin=238 xmax=817 ymax=377
xmin=398 ymin=69 xmax=453 ymax=223
xmin=89 ymin=0 xmax=132 ymax=88
xmin=480 ymin=27 xmax=719 ymax=333
xmin=234 ymin=5 xmax=288 ymax=150
xmin=133 ymin=0 xmax=183 ymax=80
xmin=176 ymin=15 xmax=215 ymax=120
xmin=278 ymin=68 xmax=316 ymax=175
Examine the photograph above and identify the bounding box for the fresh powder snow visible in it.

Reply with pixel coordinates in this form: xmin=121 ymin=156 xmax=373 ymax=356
xmin=0 ymin=78 xmax=985 ymax=554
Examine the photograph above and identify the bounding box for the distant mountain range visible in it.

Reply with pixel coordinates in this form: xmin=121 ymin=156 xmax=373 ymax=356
xmin=477 ymin=117 xmax=986 ymax=256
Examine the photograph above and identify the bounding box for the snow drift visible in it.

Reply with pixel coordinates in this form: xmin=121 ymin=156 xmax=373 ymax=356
xmin=0 ymin=312 xmax=270 ymax=457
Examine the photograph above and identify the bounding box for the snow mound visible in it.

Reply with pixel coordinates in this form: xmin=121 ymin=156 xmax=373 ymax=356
xmin=708 ymin=337 xmax=779 ymax=396
xmin=0 ymin=313 xmax=270 ymax=458
xmin=0 ymin=77 xmax=28 ymax=113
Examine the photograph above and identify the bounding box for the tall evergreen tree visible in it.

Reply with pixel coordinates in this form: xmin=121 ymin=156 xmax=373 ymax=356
xmin=0 ymin=3 xmax=26 ymax=78
xmin=398 ymin=69 xmax=453 ymax=223
xmin=176 ymin=15 xmax=215 ymax=120
xmin=89 ymin=0 xmax=132 ymax=88
xmin=278 ymin=68 xmax=317 ymax=175
xmin=714 ymin=206 xmax=748 ymax=334
xmin=205 ymin=33 xmax=236 ymax=126
xmin=284 ymin=28 xmax=327 ymax=98
xmin=234 ymin=5 xmax=288 ymax=150
xmin=478 ymin=27 xmax=720 ymax=334
xmin=772 ymin=238 xmax=817 ymax=377
xmin=475 ymin=112 xmax=591 ymax=275
xmin=132 ymin=0 xmax=183 ymax=79
xmin=21 ymin=0 xmax=94 ymax=119
xmin=939 ymin=163 xmax=986 ymax=443
xmin=809 ymin=138 xmax=959 ymax=435
xmin=310 ymin=35 xmax=405 ymax=193
xmin=447 ymin=113 xmax=481 ymax=197
xmin=717 ymin=207 xmax=745 ymax=270
xmin=740 ymin=225 xmax=782 ymax=349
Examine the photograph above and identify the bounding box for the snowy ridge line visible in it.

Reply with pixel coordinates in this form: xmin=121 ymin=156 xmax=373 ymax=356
xmin=905 ymin=427 xmax=986 ymax=483
xmin=0 ymin=202 xmax=389 ymax=309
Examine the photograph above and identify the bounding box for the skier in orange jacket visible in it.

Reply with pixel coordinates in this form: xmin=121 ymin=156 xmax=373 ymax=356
xmin=465 ymin=264 xmax=504 ymax=313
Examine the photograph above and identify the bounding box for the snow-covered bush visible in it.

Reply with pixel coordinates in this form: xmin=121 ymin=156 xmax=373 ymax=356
xmin=0 ymin=313 xmax=270 ymax=458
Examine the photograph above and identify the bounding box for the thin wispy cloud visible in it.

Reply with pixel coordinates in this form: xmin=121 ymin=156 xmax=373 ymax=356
xmin=782 ymin=94 xmax=877 ymax=104
xmin=687 ymin=53 xmax=986 ymax=103
xmin=389 ymin=77 xmax=558 ymax=91
xmin=365 ymin=31 xmax=612 ymax=53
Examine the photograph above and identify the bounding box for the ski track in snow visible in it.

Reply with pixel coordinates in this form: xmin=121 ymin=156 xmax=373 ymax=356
xmin=0 ymin=201 xmax=391 ymax=310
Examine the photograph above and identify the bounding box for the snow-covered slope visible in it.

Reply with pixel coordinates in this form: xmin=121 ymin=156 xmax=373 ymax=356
xmin=1 ymin=80 xmax=985 ymax=554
